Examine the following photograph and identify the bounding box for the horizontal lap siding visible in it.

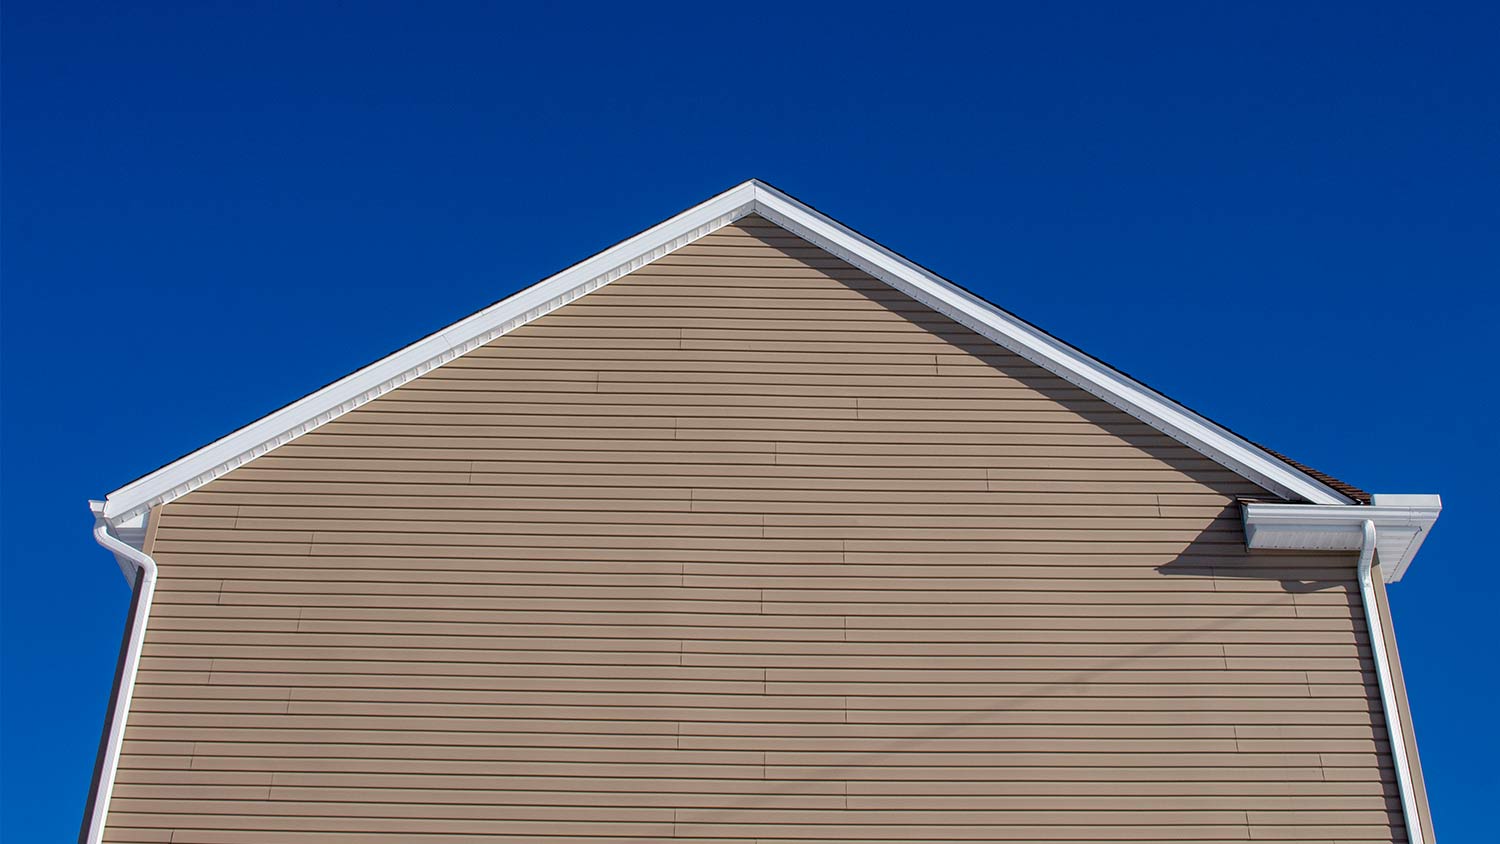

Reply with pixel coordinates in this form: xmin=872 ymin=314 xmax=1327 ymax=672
xmin=106 ymin=216 xmax=1403 ymax=843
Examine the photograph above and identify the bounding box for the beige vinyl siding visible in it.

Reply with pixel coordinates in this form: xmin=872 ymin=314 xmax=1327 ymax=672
xmin=105 ymin=216 xmax=1406 ymax=843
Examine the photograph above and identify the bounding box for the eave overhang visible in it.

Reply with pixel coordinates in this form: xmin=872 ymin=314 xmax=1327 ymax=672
xmin=1242 ymin=494 xmax=1442 ymax=582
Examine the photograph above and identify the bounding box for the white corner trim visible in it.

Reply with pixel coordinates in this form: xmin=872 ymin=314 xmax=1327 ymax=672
xmin=103 ymin=178 xmax=1362 ymax=524
xmin=110 ymin=510 xmax=150 ymax=560
xmin=1242 ymin=495 xmax=1442 ymax=582
xmin=1354 ymin=520 xmax=1427 ymax=844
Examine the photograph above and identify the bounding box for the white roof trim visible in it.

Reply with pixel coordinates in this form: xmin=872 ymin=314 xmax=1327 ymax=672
xmin=102 ymin=178 xmax=1357 ymax=524
xmin=100 ymin=182 xmax=760 ymax=523
xmin=750 ymin=184 xmax=1354 ymax=506
xmin=1243 ymin=495 xmax=1442 ymax=582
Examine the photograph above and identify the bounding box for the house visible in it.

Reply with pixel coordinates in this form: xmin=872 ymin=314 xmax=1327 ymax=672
xmin=83 ymin=180 xmax=1441 ymax=843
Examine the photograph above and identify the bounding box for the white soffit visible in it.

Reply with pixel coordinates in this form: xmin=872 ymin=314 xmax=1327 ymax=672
xmin=1243 ymin=495 xmax=1442 ymax=583
xmin=101 ymin=179 xmax=1357 ymax=524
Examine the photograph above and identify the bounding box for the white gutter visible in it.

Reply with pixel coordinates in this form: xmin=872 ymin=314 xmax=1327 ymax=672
xmin=1242 ymin=496 xmax=1439 ymax=843
xmin=81 ymin=500 xmax=159 ymax=844
xmin=1242 ymin=495 xmax=1442 ymax=583
xmin=1357 ymin=520 xmax=1425 ymax=844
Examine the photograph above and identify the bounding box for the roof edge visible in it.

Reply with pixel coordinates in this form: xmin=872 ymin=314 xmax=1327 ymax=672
xmin=101 ymin=181 xmax=761 ymax=522
xmin=748 ymin=181 xmax=1354 ymax=506
xmin=103 ymin=178 xmax=1356 ymax=524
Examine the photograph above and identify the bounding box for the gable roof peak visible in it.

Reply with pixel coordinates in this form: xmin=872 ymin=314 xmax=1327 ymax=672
xmin=99 ymin=180 xmax=1364 ymax=527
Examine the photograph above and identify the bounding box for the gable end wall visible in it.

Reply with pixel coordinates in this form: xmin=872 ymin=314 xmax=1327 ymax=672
xmin=105 ymin=217 xmax=1406 ymax=843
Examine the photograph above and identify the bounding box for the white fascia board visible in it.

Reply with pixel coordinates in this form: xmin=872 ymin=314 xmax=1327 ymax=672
xmin=748 ymin=182 xmax=1354 ymax=506
xmin=1243 ymin=495 xmax=1442 ymax=582
xmin=100 ymin=181 xmax=759 ymax=523
xmin=103 ymin=178 xmax=1359 ymax=524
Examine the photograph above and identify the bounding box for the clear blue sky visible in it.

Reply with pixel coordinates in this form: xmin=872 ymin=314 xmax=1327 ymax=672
xmin=3 ymin=2 xmax=1495 ymax=839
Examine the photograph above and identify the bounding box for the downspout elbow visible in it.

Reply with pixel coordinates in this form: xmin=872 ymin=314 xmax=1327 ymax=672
xmin=92 ymin=516 xmax=158 ymax=586
xmin=1357 ymin=519 xmax=1377 ymax=589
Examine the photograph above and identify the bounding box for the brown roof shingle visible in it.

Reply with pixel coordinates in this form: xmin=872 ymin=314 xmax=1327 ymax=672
xmin=1249 ymin=443 xmax=1372 ymax=503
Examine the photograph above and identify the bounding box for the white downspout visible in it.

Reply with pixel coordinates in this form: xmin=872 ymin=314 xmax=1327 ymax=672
xmin=1358 ymin=519 xmax=1425 ymax=844
xmin=82 ymin=501 xmax=159 ymax=844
